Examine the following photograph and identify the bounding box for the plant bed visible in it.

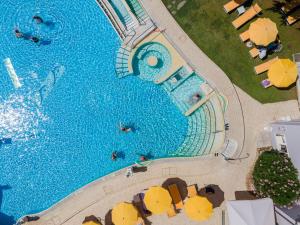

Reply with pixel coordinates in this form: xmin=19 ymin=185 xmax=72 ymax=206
xmin=252 ymin=150 xmax=300 ymax=206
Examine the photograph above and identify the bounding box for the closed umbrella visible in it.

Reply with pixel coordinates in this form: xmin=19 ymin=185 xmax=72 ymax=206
xmin=184 ymin=196 xmax=213 ymax=221
xmin=112 ymin=202 xmax=138 ymax=225
xmin=249 ymin=18 xmax=278 ymax=46
xmin=268 ymin=59 xmax=297 ymax=88
xmin=144 ymin=186 xmax=172 ymax=214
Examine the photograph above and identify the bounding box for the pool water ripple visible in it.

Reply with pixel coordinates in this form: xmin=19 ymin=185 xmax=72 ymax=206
xmin=0 ymin=0 xmax=188 ymax=220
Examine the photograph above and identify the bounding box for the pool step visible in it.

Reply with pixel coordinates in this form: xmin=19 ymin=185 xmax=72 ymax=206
xmin=125 ymin=0 xmax=148 ymax=23
xmin=108 ymin=0 xmax=136 ymax=31
xmin=173 ymin=101 xmax=217 ymax=157
xmin=115 ymin=46 xmax=132 ymax=78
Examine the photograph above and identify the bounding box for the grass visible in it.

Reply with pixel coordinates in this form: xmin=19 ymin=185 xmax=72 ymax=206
xmin=161 ymin=0 xmax=300 ymax=103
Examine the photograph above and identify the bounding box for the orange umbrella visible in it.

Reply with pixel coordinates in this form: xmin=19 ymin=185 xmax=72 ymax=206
xmin=249 ymin=18 xmax=278 ymax=46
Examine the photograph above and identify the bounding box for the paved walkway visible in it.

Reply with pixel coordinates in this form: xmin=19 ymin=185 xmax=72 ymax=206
xmin=24 ymin=1 xmax=300 ymax=225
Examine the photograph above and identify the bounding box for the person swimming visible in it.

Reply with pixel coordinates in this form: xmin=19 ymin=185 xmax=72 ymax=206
xmin=111 ymin=151 xmax=117 ymax=161
xmin=140 ymin=155 xmax=147 ymax=162
xmin=31 ymin=36 xmax=40 ymax=43
xmin=33 ymin=15 xmax=44 ymax=24
xmin=119 ymin=123 xmax=132 ymax=133
xmin=14 ymin=28 xmax=23 ymax=38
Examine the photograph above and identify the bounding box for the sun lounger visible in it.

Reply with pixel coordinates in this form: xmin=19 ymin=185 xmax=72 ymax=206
xmin=286 ymin=15 xmax=298 ymax=25
xmin=187 ymin=185 xmax=198 ymax=198
xmin=167 ymin=205 xmax=176 ymax=218
xmin=249 ymin=47 xmax=259 ymax=58
xmin=239 ymin=29 xmax=250 ymax=42
xmin=261 ymin=79 xmax=272 ymax=88
xmin=224 ymin=0 xmax=242 ymax=13
xmin=168 ymin=184 xmax=184 ymax=210
xmin=254 ymin=57 xmax=279 ymax=74
xmin=232 ymin=4 xmax=262 ymax=29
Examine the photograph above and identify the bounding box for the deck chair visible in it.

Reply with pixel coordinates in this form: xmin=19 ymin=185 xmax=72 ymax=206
xmin=187 ymin=185 xmax=198 ymax=198
xmin=224 ymin=0 xmax=242 ymax=13
xmin=168 ymin=184 xmax=184 ymax=210
xmin=239 ymin=29 xmax=250 ymax=42
xmin=286 ymin=15 xmax=298 ymax=25
xmin=254 ymin=57 xmax=279 ymax=74
xmin=232 ymin=4 xmax=262 ymax=29
xmin=249 ymin=47 xmax=259 ymax=58
xmin=167 ymin=205 xmax=176 ymax=218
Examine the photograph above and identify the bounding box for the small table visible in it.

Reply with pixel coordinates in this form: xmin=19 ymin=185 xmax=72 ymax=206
xmin=237 ymin=5 xmax=246 ymax=15
xmin=259 ymin=49 xmax=267 ymax=59
xmin=246 ymin=41 xmax=253 ymax=48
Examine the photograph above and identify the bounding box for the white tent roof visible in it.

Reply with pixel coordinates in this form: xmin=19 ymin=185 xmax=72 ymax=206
xmin=227 ymin=198 xmax=275 ymax=225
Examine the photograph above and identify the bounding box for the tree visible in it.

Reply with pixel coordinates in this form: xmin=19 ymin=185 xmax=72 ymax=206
xmin=252 ymin=150 xmax=300 ymax=206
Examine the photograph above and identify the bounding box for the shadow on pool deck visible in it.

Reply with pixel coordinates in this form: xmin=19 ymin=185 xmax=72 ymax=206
xmin=0 ymin=185 xmax=15 ymax=225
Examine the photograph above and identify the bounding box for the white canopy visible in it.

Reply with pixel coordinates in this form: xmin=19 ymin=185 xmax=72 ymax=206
xmin=227 ymin=198 xmax=275 ymax=225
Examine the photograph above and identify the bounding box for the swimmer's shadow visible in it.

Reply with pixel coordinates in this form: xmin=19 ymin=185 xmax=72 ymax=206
xmin=116 ymin=151 xmax=125 ymax=159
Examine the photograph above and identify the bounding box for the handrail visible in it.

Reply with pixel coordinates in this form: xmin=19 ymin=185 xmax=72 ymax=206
xmin=95 ymin=0 xmax=126 ymax=39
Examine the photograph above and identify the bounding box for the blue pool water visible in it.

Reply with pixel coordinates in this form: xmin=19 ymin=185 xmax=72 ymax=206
xmin=0 ymin=0 xmax=188 ymax=222
xmin=132 ymin=42 xmax=172 ymax=81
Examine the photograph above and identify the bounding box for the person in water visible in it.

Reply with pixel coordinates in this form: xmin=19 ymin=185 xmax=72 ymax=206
xmin=119 ymin=123 xmax=132 ymax=133
xmin=14 ymin=28 xmax=23 ymax=38
xmin=31 ymin=36 xmax=40 ymax=43
xmin=140 ymin=155 xmax=147 ymax=161
xmin=33 ymin=15 xmax=44 ymax=24
xmin=111 ymin=151 xmax=117 ymax=161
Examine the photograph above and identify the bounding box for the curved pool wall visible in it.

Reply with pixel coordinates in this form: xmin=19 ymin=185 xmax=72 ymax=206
xmin=0 ymin=0 xmax=189 ymax=221
xmin=132 ymin=42 xmax=172 ymax=81
xmin=116 ymin=34 xmax=226 ymax=157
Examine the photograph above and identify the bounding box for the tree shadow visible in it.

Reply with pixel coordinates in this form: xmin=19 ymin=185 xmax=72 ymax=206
xmin=0 ymin=185 xmax=15 ymax=225
xmin=267 ymin=1 xmax=288 ymax=26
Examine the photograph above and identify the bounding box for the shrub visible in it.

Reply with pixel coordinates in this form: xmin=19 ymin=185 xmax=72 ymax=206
xmin=252 ymin=150 xmax=300 ymax=206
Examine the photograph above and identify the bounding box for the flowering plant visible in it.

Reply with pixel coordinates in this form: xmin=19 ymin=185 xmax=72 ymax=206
xmin=253 ymin=150 xmax=300 ymax=205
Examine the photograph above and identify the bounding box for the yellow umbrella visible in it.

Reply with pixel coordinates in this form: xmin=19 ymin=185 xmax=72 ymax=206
xmin=249 ymin=18 xmax=278 ymax=46
xmin=184 ymin=196 xmax=213 ymax=221
xmin=112 ymin=202 xmax=138 ymax=225
xmin=268 ymin=58 xmax=297 ymax=88
xmin=83 ymin=222 xmax=102 ymax=225
xmin=144 ymin=186 xmax=172 ymax=214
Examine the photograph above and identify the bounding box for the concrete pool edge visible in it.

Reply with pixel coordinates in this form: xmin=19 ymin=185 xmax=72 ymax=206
xmin=17 ymin=154 xmax=218 ymax=222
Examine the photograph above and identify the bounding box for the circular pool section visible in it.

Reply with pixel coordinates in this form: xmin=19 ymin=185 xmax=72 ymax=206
xmin=132 ymin=42 xmax=172 ymax=81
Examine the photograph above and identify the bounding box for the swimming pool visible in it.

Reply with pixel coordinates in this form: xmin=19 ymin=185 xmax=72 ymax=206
xmin=132 ymin=42 xmax=172 ymax=81
xmin=0 ymin=0 xmax=188 ymax=222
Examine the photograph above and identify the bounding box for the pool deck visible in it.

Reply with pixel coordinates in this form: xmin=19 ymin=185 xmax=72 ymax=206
xmin=23 ymin=0 xmax=300 ymax=225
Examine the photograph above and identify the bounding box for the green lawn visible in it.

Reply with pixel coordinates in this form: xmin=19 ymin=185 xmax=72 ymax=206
xmin=162 ymin=0 xmax=300 ymax=103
